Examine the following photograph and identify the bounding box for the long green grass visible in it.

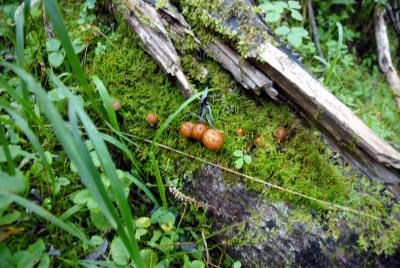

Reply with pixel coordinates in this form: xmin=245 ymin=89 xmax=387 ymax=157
xmin=0 ymin=0 xmax=151 ymax=266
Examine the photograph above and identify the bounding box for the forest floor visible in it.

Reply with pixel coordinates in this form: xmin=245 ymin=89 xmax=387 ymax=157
xmin=1 ymin=1 xmax=400 ymax=267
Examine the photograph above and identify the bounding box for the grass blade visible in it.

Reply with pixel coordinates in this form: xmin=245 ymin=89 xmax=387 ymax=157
xmin=324 ymin=22 xmax=343 ymax=84
xmin=3 ymin=62 xmax=143 ymax=267
xmin=151 ymin=90 xmax=208 ymax=207
xmin=72 ymin=101 xmax=144 ymax=267
xmin=92 ymin=76 xmax=119 ymax=131
xmin=0 ymin=125 xmax=16 ymax=175
xmin=123 ymin=171 xmax=160 ymax=207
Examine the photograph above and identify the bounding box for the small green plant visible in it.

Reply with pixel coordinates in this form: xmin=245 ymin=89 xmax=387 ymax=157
xmin=258 ymin=0 xmax=308 ymax=47
xmin=46 ymin=38 xmax=85 ymax=68
xmin=233 ymin=150 xmax=252 ymax=169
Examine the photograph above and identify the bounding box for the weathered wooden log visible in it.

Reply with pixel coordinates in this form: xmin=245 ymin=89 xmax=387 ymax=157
xmin=118 ymin=0 xmax=400 ymax=189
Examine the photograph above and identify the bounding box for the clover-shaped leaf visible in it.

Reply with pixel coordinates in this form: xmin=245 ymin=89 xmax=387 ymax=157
xmin=275 ymin=26 xmax=290 ymax=36
xmin=288 ymin=1 xmax=301 ymax=9
xmin=235 ymin=158 xmax=244 ymax=169
xmin=290 ymin=9 xmax=303 ymax=21
xmin=46 ymin=38 xmax=61 ymax=52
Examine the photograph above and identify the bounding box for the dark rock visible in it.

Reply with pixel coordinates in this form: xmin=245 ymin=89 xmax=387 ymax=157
xmin=188 ymin=165 xmax=399 ymax=267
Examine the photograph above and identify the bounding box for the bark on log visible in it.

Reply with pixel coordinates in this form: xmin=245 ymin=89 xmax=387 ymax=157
xmin=187 ymin=165 xmax=400 ymax=267
xmin=374 ymin=6 xmax=400 ymax=109
xmin=117 ymin=0 xmax=400 ymax=188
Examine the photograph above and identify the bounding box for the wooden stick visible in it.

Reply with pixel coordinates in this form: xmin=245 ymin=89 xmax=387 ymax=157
xmin=374 ymin=6 xmax=400 ymax=109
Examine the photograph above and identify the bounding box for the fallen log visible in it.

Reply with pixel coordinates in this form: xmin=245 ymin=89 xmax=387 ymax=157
xmin=116 ymin=0 xmax=400 ymax=189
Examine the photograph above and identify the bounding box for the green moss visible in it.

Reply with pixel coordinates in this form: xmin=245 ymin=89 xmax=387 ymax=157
xmin=179 ymin=0 xmax=277 ymax=58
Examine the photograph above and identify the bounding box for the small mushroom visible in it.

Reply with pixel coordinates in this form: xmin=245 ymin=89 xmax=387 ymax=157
xmin=275 ymin=127 xmax=286 ymax=142
xmin=202 ymin=129 xmax=224 ymax=151
xmin=254 ymin=135 xmax=264 ymax=146
xmin=236 ymin=128 xmax=245 ymax=137
xmin=112 ymin=99 xmax=121 ymax=111
xmin=191 ymin=123 xmax=208 ymax=141
xmin=180 ymin=121 xmax=194 ymax=138
xmin=146 ymin=113 xmax=158 ymax=127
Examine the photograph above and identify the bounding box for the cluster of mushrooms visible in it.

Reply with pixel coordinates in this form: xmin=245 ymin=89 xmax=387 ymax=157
xmin=180 ymin=122 xmax=224 ymax=151
xmin=112 ymin=99 xmax=285 ymax=151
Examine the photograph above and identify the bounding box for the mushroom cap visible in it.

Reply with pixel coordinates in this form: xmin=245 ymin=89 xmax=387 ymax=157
xmin=191 ymin=123 xmax=208 ymax=141
xmin=236 ymin=128 xmax=245 ymax=137
xmin=254 ymin=135 xmax=264 ymax=146
xmin=112 ymin=99 xmax=122 ymax=111
xmin=146 ymin=113 xmax=158 ymax=126
xmin=275 ymin=127 xmax=286 ymax=141
xmin=180 ymin=121 xmax=195 ymax=138
xmin=202 ymin=129 xmax=224 ymax=151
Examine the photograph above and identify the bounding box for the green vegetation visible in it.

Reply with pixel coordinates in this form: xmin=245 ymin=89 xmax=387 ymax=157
xmin=0 ymin=0 xmax=399 ymax=267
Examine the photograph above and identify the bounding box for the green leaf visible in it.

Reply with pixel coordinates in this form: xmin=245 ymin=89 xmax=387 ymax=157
xmin=48 ymin=51 xmax=65 ymax=67
xmin=89 ymin=235 xmax=103 ymax=247
xmin=135 ymin=229 xmax=148 ymax=240
xmin=275 ymin=1 xmax=288 ymax=9
xmin=265 ymin=11 xmax=281 ymax=22
xmin=290 ymin=9 xmax=303 ymax=21
xmin=233 ymin=261 xmax=242 ymax=268
xmin=0 ymin=144 xmax=34 ymax=162
xmin=158 ymin=236 xmax=174 ymax=253
xmin=233 ymin=150 xmax=243 ymax=157
xmin=243 ymin=155 xmax=252 ymax=164
xmin=37 ymin=254 xmax=50 ymax=268
xmin=111 ymin=237 xmax=130 ymax=266
xmin=136 ymin=217 xmax=151 ymax=229
xmin=275 ymin=26 xmax=290 ymax=36
xmin=0 ymin=211 xmax=21 ymax=225
xmin=0 ymin=191 xmax=87 ymax=242
xmin=27 ymin=239 xmax=46 ymax=261
xmin=288 ymin=1 xmax=301 ymax=9
xmin=72 ymin=39 xmax=85 ymax=54
xmin=54 ymin=176 xmax=70 ymax=194
xmin=72 ymin=190 xmax=92 ymax=205
xmin=44 ymin=0 xmax=89 ymax=90
xmin=151 ymin=208 xmax=175 ymax=225
xmin=287 ymin=32 xmax=302 ymax=47
xmin=89 ymin=151 xmax=101 ymax=167
xmin=234 ymin=158 xmax=244 ymax=169
xmin=0 ymin=170 xmax=26 ymax=196
xmin=90 ymin=209 xmax=112 ymax=231
xmin=291 ymin=27 xmax=308 ymax=37
xmin=46 ymin=38 xmax=61 ymax=52
xmin=140 ymin=249 xmax=158 ymax=268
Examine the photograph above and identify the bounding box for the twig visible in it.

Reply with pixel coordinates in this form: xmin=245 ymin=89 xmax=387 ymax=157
xmin=386 ymin=2 xmax=400 ymax=36
xmin=307 ymin=0 xmax=324 ymax=59
xmin=202 ymin=229 xmax=210 ymax=267
xmin=122 ymin=133 xmax=381 ymax=220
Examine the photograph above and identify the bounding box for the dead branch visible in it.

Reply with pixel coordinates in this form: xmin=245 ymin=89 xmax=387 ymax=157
xmin=374 ymin=6 xmax=400 ymax=109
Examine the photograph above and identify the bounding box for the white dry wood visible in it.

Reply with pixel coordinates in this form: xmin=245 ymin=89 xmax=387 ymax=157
xmin=123 ymin=0 xmax=193 ymax=98
xmin=374 ymin=7 xmax=400 ymax=109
